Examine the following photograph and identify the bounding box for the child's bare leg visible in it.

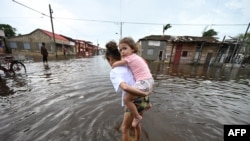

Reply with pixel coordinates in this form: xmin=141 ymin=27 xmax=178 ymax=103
xmin=123 ymin=93 xmax=142 ymax=127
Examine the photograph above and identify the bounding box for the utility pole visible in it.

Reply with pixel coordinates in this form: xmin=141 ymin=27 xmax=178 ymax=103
xmin=49 ymin=4 xmax=57 ymax=57
xmin=120 ymin=22 xmax=123 ymax=39
xmin=242 ymin=23 xmax=250 ymax=42
xmin=119 ymin=0 xmax=122 ymax=40
xmin=242 ymin=23 xmax=250 ymax=57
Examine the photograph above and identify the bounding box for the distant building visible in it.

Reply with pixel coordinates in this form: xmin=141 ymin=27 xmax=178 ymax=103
xmin=5 ymin=28 xmax=98 ymax=57
xmin=217 ymin=39 xmax=243 ymax=63
xmin=0 ymin=29 xmax=6 ymax=55
xmin=60 ymin=35 xmax=76 ymax=55
xmin=6 ymin=28 xmax=72 ymax=56
xmin=139 ymin=35 xmax=220 ymax=65
xmin=75 ymin=40 xmax=98 ymax=57
xmin=138 ymin=35 xmax=170 ymax=61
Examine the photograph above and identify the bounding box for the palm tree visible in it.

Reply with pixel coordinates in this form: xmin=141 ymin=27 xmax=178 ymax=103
xmin=163 ymin=24 xmax=172 ymax=35
xmin=202 ymin=29 xmax=218 ymax=37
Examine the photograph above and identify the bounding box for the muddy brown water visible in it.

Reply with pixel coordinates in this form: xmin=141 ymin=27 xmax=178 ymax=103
xmin=0 ymin=56 xmax=250 ymax=141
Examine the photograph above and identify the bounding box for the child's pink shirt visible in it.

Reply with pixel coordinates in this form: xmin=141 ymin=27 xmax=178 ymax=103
xmin=124 ymin=53 xmax=152 ymax=81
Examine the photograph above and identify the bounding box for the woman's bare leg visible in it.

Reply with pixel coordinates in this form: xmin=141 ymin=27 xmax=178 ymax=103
xmin=134 ymin=112 xmax=143 ymax=141
xmin=121 ymin=111 xmax=133 ymax=141
xmin=123 ymin=93 xmax=142 ymax=127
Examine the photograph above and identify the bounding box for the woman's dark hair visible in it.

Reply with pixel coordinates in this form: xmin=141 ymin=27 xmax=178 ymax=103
xmin=105 ymin=41 xmax=121 ymax=61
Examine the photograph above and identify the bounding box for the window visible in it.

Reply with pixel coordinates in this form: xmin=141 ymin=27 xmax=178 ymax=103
xmin=196 ymin=43 xmax=202 ymax=51
xmin=10 ymin=42 xmax=17 ymax=48
xmin=23 ymin=43 xmax=30 ymax=49
xmin=147 ymin=49 xmax=154 ymax=55
xmin=38 ymin=43 xmax=42 ymax=49
xmin=148 ymin=41 xmax=160 ymax=46
xmin=182 ymin=51 xmax=188 ymax=57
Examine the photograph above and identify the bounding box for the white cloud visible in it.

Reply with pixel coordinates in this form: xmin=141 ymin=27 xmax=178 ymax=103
xmin=226 ymin=0 xmax=245 ymax=10
xmin=1 ymin=0 xmax=249 ymax=47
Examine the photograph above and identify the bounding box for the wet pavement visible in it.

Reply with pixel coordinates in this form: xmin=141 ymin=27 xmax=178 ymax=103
xmin=0 ymin=56 xmax=249 ymax=141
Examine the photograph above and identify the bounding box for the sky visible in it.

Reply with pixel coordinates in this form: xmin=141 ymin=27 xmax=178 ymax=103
xmin=1 ymin=0 xmax=250 ymax=48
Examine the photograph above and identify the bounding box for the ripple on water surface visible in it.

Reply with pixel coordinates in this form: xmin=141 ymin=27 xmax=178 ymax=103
xmin=0 ymin=56 xmax=250 ymax=141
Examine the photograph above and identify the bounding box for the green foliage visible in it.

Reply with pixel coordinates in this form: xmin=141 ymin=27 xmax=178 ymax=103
xmin=238 ymin=32 xmax=250 ymax=41
xmin=237 ymin=32 xmax=250 ymax=56
xmin=0 ymin=24 xmax=17 ymax=37
xmin=202 ymin=29 xmax=218 ymax=37
xmin=163 ymin=24 xmax=172 ymax=35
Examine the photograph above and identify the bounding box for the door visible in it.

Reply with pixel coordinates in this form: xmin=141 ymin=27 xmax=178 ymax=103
xmin=0 ymin=39 xmax=3 ymax=54
xmin=158 ymin=50 xmax=163 ymax=61
xmin=173 ymin=44 xmax=182 ymax=65
xmin=205 ymin=53 xmax=213 ymax=65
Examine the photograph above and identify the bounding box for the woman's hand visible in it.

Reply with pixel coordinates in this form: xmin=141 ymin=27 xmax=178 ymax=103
xmin=120 ymin=82 xmax=149 ymax=97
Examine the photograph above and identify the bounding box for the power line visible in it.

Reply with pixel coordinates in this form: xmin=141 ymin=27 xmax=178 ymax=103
xmin=124 ymin=22 xmax=247 ymax=26
xmin=2 ymin=15 xmax=247 ymax=27
xmin=54 ymin=17 xmax=248 ymax=26
xmin=11 ymin=0 xmax=249 ymax=42
xmin=0 ymin=17 xmax=44 ymax=19
xmin=55 ymin=17 xmax=116 ymax=24
xmin=12 ymin=0 xmax=248 ymax=27
xmin=12 ymin=0 xmax=49 ymax=17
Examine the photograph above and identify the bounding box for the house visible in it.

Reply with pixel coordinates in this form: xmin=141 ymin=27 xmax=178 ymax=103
xmin=170 ymin=36 xmax=220 ymax=65
xmin=0 ymin=29 xmax=5 ymax=55
xmin=75 ymin=40 xmax=89 ymax=57
xmin=75 ymin=39 xmax=99 ymax=57
xmin=6 ymin=28 xmax=73 ymax=56
xmin=59 ymin=35 xmax=76 ymax=55
xmin=88 ymin=43 xmax=99 ymax=56
xmin=213 ymin=38 xmax=244 ymax=66
xmin=6 ymin=28 xmax=100 ymax=59
xmin=138 ymin=35 xmax=171 ymax=61
xmin=139 ymin=35 xmax=220 ymax=65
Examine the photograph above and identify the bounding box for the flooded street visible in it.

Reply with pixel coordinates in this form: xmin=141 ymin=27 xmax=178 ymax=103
xmin=0 ymin=56 xmax=250 ymax=141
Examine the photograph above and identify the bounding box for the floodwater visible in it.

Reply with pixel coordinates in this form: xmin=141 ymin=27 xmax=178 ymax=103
xmin=0 ymin=56 xmax=249 ymax=141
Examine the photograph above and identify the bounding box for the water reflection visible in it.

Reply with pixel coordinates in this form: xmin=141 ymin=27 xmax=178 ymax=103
xmin=0 ymin=56 xmax=249 ymax=141
xmin=149 ymin=62 xmax=250 ymax=81
xmin=0 ymin=78 xmax=13 ymax=96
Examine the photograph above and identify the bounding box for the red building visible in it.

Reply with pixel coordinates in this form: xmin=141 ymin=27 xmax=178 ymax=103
xmin=75 ymin=40 xmax=98 ymax=57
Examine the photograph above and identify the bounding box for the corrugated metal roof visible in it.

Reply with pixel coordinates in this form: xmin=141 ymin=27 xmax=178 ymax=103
xmin=41 ymin=29 xmax=68 ymax=41
xmin=139 ymin=35 xmax=220 ymax=43
xmin=139 ymin=35 xmax=172 ymax=41
xmin=173 ymin=36 xmax=219 ymax=43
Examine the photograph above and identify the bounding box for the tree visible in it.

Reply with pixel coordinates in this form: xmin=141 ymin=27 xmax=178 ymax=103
xmin=238 ymin=32 xmax=250 ymax=42
xmin=0 ymin=24 xmax=17 ymax=37
xmin=202 ymin=29 xmax=218 ymax=37
xmin=163 ymin=24 xmax=172 ymax=35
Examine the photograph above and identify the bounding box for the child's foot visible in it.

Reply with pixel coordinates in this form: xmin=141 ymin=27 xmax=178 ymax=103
xmin=132 ymin=115 xmax=142 ymax=127
xmin=145 ymin=103 xmax=152 ymax=111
